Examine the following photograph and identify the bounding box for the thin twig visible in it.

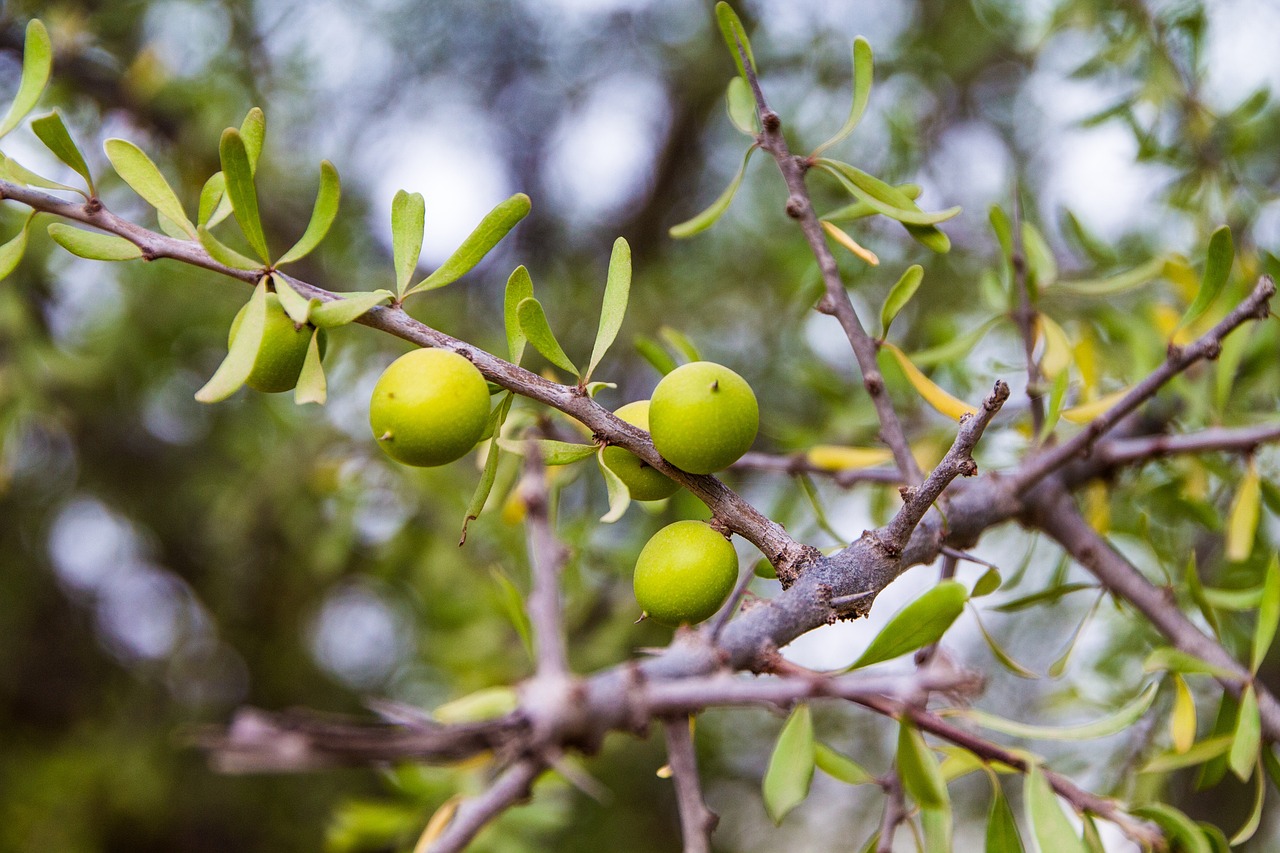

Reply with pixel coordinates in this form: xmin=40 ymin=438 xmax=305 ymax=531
xmin=733 ymin=451 xmax=903 ymax=487
xmin=1097 ymin=423 xmax=1280 ymax=466
xmin=1009 ymin=190 xmax=1046 ymax=435
xmin=426 ymin=759 xmax=543 ymax=853
xmin=662 ymin=717 xmax=718 ymax=853
xmin=875 ymin=772 xmax=906 ymax=853
xmin=521 ymin=446 xmax=570 ymax=678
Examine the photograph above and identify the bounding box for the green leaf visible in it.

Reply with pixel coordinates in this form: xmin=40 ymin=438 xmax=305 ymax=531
xmin=910 ymin=316 xmax=1002 ymax=367
xmin=972 ymin=607 xmax=1037 ymax=679
xmin=1142 ymin=647 xmax=1244 ymax=681
xmin=1047 ymin=591 xmax=1103 ymax=678
xmin=503 ymin=265 xmax=535 ymax=365
xmin=1171 ymin=673 xmax=1197 ymax=754
xmin=658 ymin=327 xmax=701 ymax=363
xmin=31 ymin=111 xmax=94 ymax=193
xmin=104 ymin=139 xmax=196 ymax=237
xmin=1023 ymin=764 xmax=1087 ymax=853
xmin=1129 ymin=803 xmax=1211 ymax=853
xmin=1264 ymin=745 xmax=1280 ymax=791
xmin=277 ymin=160 xmax=340 ymax=265
xmin=239 ymin=107 xmax=266 ymax=173
xmin=308 ymin=291 xmax=393 ymax=329
xmin=1229 ymin=760 xmax=1265 ymax=845
xmin=293 ymin=329 xmax=326 ymax=405
xmin=1200 ymin=693 xmax=1239 ymax=789
xmin=814 ymin=742 xmax=874 ymax=786
xmin=197 ymin=225 xmax=262 ymax=271
xmin=496 ymin=438 xmax=596 ymax=466
xmin=198 ymin=172 xmax=228 ymax=227
xmin=921 ymin=805 xmax=952 ymax=852
xmin=904 ymin=222 xmax=951 ymax=254
xmin=991 ymin=582 xmax=1096 ymax=613
xmin=1141 ymin=734 xmax=1233 ymax=773
xmin=219 ymin=128 xmax=270 ymax=262
xmin=0 ymin=212 xmax=34 ymax=280
xmin=489 ymin=566 xmax=533 ymax=662
xmin=0 ymin=20 xmax=52 ymax=139
xmin=762 ymin=704 xmax=815 ymax=824
xmin=849 ymin=581 xmax=967 ymax=669
xmin=824 ymin=183 xmax=922 ymax=222
xmin=796 ymin=473 xmax=845 ymax=545
xmin=517 ymin=297 xmax=578 ymax=377
xmin=1178 ymin=225 xmax=1233 ymax=330
xmin=1201 ymin=585 xmax=1263 ymax=611
xmin=989 ymin=205 xmax=1014 ymax=259
xmin=725 ymin=76 xmax=758 ymax=135
xmin=880 ymin=264 xmax=924 ymax=337
xmin=714 ymin=2 xmax=756 ymax=82
xmin=635 ymin=336 xmax=678 ymax=376
xmin=962 ymin=682 xmax=1157 ymax=741
xmin=1252 ymin=555 xmax=1280 ymax=673
xmin=1039 ymin=368 xmax=1069 ymax=441
xmin=461 ymin=394 xmax=514 ymax=546
xmin=408 ymin=193 xmax=531 ymax=295
xmin=985 ymin=781 xmax=1024 ymax=853
xmin=47 ymin=223 xmax=141 ymax=262
xmin=0 ymin=152 xmax=79 ymax=193
xmin=972 ymin=568 xmax=1002 ymax=598
xmin=1185 ymin=553 xmax=1221 ymax=639
xmin=433 ymin=686 xmax=519 ymax=724
xmin=1225 ymin=459 xmax=1261 ymax=562
xmin=669 ymin=145 xmax=756 ymax=238
xmin=1229 ymin=682 xmax=1261 ymax=781
xmin=585 ymin=237 xmax=631 ymax=382
xmin=596 ymin=450 xmax=630 ymax=523
xmin=391 ymin=190 xmax=425 ymax=297
xmin=812 ymin=37 xmax=874 ymax=156
xmin=817 ymin=159 xmax=961 ymax=226
xmin=271 ymin=276 xmax=312 ymax=325
xmin=1020 ymin=222 xmax=1057 ymax=289
xmin=896 ymin=721 xmax=948 ymax=809
xmin=1052 ymin=256 xmax=1167 ymax=296
xmin=195 ymin=279 xmax=269 ymax=403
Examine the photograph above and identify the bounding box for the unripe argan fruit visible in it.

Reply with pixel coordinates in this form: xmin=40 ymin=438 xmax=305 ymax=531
xmin=229 ymin=292 xmax=325 ymax=393
xmin=369 ymin=348 xmax=491 ymax=467
xmin=649 ymin=361 xmax=758 ymax=475
xmin=633 ymin=520 xmax=739 ymax=626
xmin=601 ymin=400 xmax=680 ymax=501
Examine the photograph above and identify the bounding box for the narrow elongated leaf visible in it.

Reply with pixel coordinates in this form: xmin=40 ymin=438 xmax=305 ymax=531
xmin=219 ymin=128 xmax=270 ymax=262
xmin=503 ymin=266 xmax=535 ymax=365
xmin=1020 ymin=222 xmax=1057 ymax=289
xmin=1053 ymin=256 xmax=1167 ymax=296
xmin=849 ymin=581 xmax=967 ymax=669
xmin=1252 ymin=555 xmax=1280 ymax=673
xmin=1024 ymin=764 xmax=1087 ymax=853
xmin=489 ymin=564 xmax=533 ymax=660
xmin=47 ymin=223 xmax=141 ymax=262
xmin=821 ymin=220 xmax=879 ymax=265
xmin=1179 ymin=225 xmax=1233 ymax=330
xmin=1081 ymin=815 xmax=1105 ymax=853
xmin=881 ymin=343 xmax=975 ymax=421
xmin=985 ymin=781 xmax=1024 ymax=853
xmin=409 ymin=194 xmax=531 ymax=295
xmin=433 ymin=686 xmax=519 ymax=723
xmin=635 ymin=336 xmax=678 ymax=375
xmin=497 ymin=439 xmax=596 ymax=466
xmin=1229 ymin=683 xmax=1261 ymax=781
xmin=897 ymin=721 xmax=948 ymax=809
xmin=1229 ymin=763 xmax=1265 ymax=845
xmin=812 ymin=37 xmax=874 ymax=156
xmin=308 ymin=291 xmax=393 ymax=328
xmin=1047 ymin=591 xmax=1103 ymax=678
xmin=0 ymin=152 xmax=80 ymax=193
xmin=991 ymin=582 xmax=1095 ymax=613
xmin=1201 ymin=585 xmax=1263 ymax=611
xmin=271 ymin=277 xmax=311 ymax=325
xmin=880 ymin=264 xmax=924 ymax=336
xmin=1039 ymin=369 xmax=1070 ymax=441
xmin=905 ymin=221 xmax=951 ymax=254
xmin=0 ymin=212 xmax=34 ymax=279
xmin=715 ymin=2 xmax=756 ymax=82
xmin=725 ymin=76 xmax=758 ymax=134
xmin=104 ymin=139 xmax=196 ymax=236
xmin=1200 ymin=693 xmax=1240 ymax=788
xmin=989 ymin=205 xmax=1014 ymax=259
xmin=199 ymin=172 xmax=228 ymax=226
xmin=1037 ymin=313 xmax=1072 ymax=378
xmin=962 ymin=682 xmax=1157 ymax=741
xmin=824 ymin=184 xmax=922 ymax=222
xmin=1225 ymin=459 xmax=1261 ymax=562
xmin=0 ymin=21 xmax=52 ymax=139
xmin=1185 ymin=554 xmax=1221 ymax=638
xmin=814 ymin=743 xmax=874 ymax=785
xmin=658 ymin=327 xmax=700 ymax=363
xmin=461 ymin=394 xmax=514 ymax=545
xmin=195 ymin=279 xmax=268 ymax=403
xmin=31 ymin=111 xmax=94 ymax=193
xmin=277 ymin=160 xmax=341 ymax=265
xmin=596 ymin=450 xmax=630 ymax=523
xmin=762 ymin=704 xmax=815 ymax=824
xmin=796 ymin=473 xmax=846 ymax=545
xmin=293 ymin=330 xmax=327 ymax=405
xmin=239 ymin=107 xmax=265 ymax=173
xmin=517 ymin=297 xmax=578 ymax=377
xmin=585 ymin=237 xmax=631 ymax=381
xmin=1060 ymin=387 xmax=1132 ymax=424
xmin=1171 ymin=674 xmax=1196 ymax=753
xmin=1142 ymin=647 xmax=1243 ymax=681
xmin=391 ymin=190 xmax=425 ymax=297
xmin=670 ymin=145 xmax=756 ymax=238
xmin=805 ymin=445 xmax=892 ymax=471
xmin=910 ymin=316 xmax=1002 ymax=367
xmin=197 ymin=225 xmax=262 ymax=271
xmin=817 ymin=159 xmax=961 ymax=226
xmin=1141 ymin=734 xmax=1233 ymax=773
xmin=415 ymin=796 xmax=462 ymax=853
xmin=972 ymin=607 xmax=1038 ymax=679
xmin=1129 ymin=804 xmax=1211 ymax=853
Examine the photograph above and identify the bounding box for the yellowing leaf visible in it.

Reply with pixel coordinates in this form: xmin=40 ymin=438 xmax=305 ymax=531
xmin=414 ymin=795 xmax=463 ymax=853
xmin=1036 ymin=313 xmax=1072 ymax=379
xmin=805 ymin=445 xmax=893 ymax=471
xmin=1061 ymin=387 xmax=1131 ymax=424
xmin=1171 ymin=674 xmax=1196 ymax=754
xmin=821 ymin=220 xmax=879 ymax=265
xmin=881 ymin=343 xmax=974 ymax=421
xmin=1225 ymin=460 xmax=1261 ymax=562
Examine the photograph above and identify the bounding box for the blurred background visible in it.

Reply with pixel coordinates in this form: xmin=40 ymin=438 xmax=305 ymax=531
xmin=4 ymin=0 xmax=1280 ymax=849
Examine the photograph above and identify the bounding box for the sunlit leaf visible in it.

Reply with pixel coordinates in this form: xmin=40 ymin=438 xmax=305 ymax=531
xmin=195 ymin=279 xmax=268 ymax=403
xmin=497 ymin=438 xmax=597 ymax=466
xmin=104 ymin=138 xmax=196 ymax=236
xmin=293 ymin=330 xmax=327 ymax=405
xmin=504 ymin=266 xmax=534 ymax=365
xmin=1053 ymin=256 xmax=1167 ymax=296
xmin=391 ymin=190 xmax=425 ymax=298
xmin=197 ymin=225 xmax=263 ymax=271
xmin=715 ymin=2 xmax=756 ymax=82
xmin=1020 ymin=222 xmax=1057 ymax=289
xmin=762 ymin=704 xmax=815 ymax=824
xmin=1171 ymin=674 xmax=1196 ymax=754
xmin=414 ymin=796 xmax=462 ymax=853
xmin=1036 ymin=313 xmax=1072 ymax=379
xmin=1039 ymin=368 xmax=1069 ymax=441
xmin=1060 ymin=387 xmax=1132 ymax=424
xmin=308 ymin=290 xmax=394 ymax=328
xmin=219 ymin=128 xmax=270 ymax=262
xmin=270 ymin=277 xmax=310 ymax=325
xmin=635 ymin=336 xmax=678 ymax=375
xmin=658 ymin=327 xmax=700 ymax=364
xmin=1178 ymin=225 xmax=1233 ymax=331
xmin=408 ymin=193 xmax=531 ymax=295
xmin=585 ymin=237 xmax=631 ymax=382
xmin=1129 ymin=803 xmax=1211 ymax=853
xmin=596 ymin=450 xmax=631 ymax=523
xmin=725 ymin=76 xmax=758 ymax=134
xmin=897 ymin=720 xmax=948 ymax=809
xmin=881 ymin=342 xmax=975 ymax=421
xmin=814 ymin=742 xmax=874 ymax=785
xmin=1229 ymin=682 xmax=1261 ymax=781
xmin=1225 ymin=459 xmax=1261 ymax=562
xmin=670 ymin=145 xmax=756 ymax=238
xmin=962 ymin=682 xmax=1157 ymax=741
xmin=880 ymin=264 xmax=924 ymax=336
xmin=821 ymin=220 xmax=879 ymax=265
xmin=239 ymin=107 xmax=265 ymax=173
xmin=817 ymin=159 xmax=961 ymax=226
xmin=1024 ymin=764 xmax=1087 ymax=853
xmin=1142 ymin=647 xmax=1243 ymax=682
xmin=0 ymin=20 xmax=52 ymax=139
xmin=812 ymin=37 xmax=873 ymax=156
xmin=1141 ymin=734 xmax=1233 ymax=773
xmin=517 ymin=296 xmax=578 ymax=377
xmin=277 ymin=160 xmax=341 ymax=265
xmin=31 ymin=111 xmax=94 ymax=193
xmin=0 ymin=212 xmax=34 ymax=280
xmin=48 ymin=223 xmax=141 ymax=262
xmin=0 ymin=152 xmax=80 ymax=193
xmin=849 ymin=581 xmax=967 ymax=669
xmin=824 ymin=184 xmax=921 ymax=222
xmin=805 ymin=445 xmax=893 ymax=472
xmin=199 ymin=171 xmax=228 ymax=227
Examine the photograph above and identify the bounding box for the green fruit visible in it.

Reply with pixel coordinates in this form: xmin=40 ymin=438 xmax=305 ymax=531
xmin=601 ymin=400 xmax=680 ymax=501
xmin=649 ymin=361 xmax=758 ymax=475
xmin=633 ymin=520 xmax=739 ymax=626
xmin=229 ymin=292 xmax=326 ymax=393
xmin=369 ymin=348 xmax=491 ymax=467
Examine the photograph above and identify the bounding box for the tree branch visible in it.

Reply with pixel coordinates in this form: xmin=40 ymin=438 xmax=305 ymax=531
xmin=732 ymin=451 xmax=902 ymax=487
xmin=520 ymin=447 xmax=570 ymax=678
xmin=1097 ymin=423 xmax=1280 ymax=467
xmin=426 ymin=759 xmax=543 ymax=853
xmin=661 ymin=717 xmax=718 ymax=853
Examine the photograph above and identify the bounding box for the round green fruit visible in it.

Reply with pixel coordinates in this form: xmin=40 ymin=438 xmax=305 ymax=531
xmin=633 ymin=520 xmax=739 ymax=626
xmin=368 ymin=348 xmax=491 ymax=467
xmin=601 ymin=400 xmax=680 ymax=501
xmin=649 ymin=361 xmax=759 ymax=475
xmin=229 ymin=292 xmax=326 ymax=393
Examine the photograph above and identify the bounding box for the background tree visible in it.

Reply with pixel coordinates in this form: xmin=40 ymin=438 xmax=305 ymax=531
xmin=3 ymin=1 xmax=1280 ymax=851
